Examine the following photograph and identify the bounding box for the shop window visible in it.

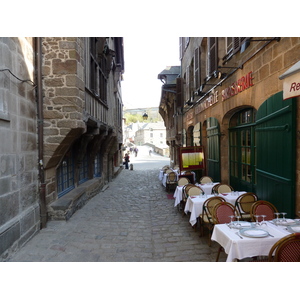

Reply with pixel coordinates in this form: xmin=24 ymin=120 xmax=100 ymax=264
xmin=79 ymin=153 xmax=89 ymax=184
xmin=94 ymin=152 xmax=101 ymax=177
xmin=57 ymin=150 xmax=75 ymax=197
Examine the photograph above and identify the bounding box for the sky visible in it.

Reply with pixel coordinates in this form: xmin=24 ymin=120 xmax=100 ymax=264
xmin=121 ymin=36 xmax=180 ymax=109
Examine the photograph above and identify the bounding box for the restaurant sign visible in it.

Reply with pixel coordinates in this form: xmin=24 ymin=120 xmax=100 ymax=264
xmin=222 ymin=71 xmax=254 ymax=101
xmin=279 ymin=61 xmax=300 ymax=100
xmin=282 ymin=73 xmax=300 ymax=100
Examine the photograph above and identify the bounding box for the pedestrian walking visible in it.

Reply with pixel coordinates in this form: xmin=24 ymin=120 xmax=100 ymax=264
xmin=124 ymin=153 xmax=130 ymax=169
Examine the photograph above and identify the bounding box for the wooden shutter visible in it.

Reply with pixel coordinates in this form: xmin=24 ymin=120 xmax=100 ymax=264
xmin=194 ymin=47 xmax=200 ymax=90
xmin=233 ymin=37 xmax=246 ymax=54
xmin=208 ymin=37 xmax=218 ymax=76
xmin=185 ymin=65 xmax=190 ymax=102
xmin=176 ymin=77 xmax=184 ymax=108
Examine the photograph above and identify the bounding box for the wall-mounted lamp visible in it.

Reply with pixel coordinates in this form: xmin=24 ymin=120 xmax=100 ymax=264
xmin=142 ymin=112 xmax=148 ymax=120
xmin=213 ymin=70 xmax=227 ymax=79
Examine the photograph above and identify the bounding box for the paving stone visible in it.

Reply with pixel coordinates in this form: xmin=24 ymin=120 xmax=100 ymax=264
xmin=7 ymin=152 xmax=226 ymax=262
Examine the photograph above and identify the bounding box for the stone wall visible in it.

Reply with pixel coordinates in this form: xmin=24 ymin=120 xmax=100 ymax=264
xmin=0 ymin=37 xmax=40 ymax=260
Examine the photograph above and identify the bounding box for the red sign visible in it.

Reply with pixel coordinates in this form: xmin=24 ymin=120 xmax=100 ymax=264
xmin=222 ymin=71 xmax=254 ymax=101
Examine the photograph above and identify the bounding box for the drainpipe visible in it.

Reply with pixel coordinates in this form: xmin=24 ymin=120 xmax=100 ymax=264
xmin=36 ymin=37 xmax=47 ymax=228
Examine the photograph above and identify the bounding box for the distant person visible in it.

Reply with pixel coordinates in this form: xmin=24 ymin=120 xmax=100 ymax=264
xmin=149 ymin=149 xmax=152 ymax=156
xmin=124 ymin=153 xmax=130 ymax=169
xmin=134 ymin=147 xmax=138 ymax=157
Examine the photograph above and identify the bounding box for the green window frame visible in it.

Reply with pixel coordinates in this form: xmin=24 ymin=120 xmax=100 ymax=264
xmin=229 ymin=108 xmax=256 ymax=188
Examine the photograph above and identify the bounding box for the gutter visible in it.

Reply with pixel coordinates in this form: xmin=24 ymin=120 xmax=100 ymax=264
xmin=36 ymin=37 xmax=47 ymax=228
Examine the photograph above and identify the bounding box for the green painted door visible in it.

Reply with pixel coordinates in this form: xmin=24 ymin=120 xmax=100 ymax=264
xmin=229 ymin=108 xmax=256 ymax=192
xmin=256 ymin=92 xmax=296 ymax=218
xmin=206 ymin=117 xmax=221 ymax=182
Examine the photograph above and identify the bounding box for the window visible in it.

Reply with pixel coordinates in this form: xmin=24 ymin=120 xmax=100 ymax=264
xmin=86 ymin=37 xmax=108 ymax=103
xmin=57 ymin=150 xmax=75 ymax=197
xmin=94 ymin=152 xmax=101 ymax=177
xmin=229 ymin=108 xmax=256 ymax=189
xmin=79 ymin=153 xmax=89 ymax=184
xmin=208 ymin=37 xmax=218 ymax=76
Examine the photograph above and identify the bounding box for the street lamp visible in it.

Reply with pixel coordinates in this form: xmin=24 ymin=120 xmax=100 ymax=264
xmin=142 ymin=112 xmax=148 ymax=121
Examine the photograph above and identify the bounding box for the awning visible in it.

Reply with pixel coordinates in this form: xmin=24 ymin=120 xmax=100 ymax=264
xmin=279 ymin=61 xmax=300 ymax=100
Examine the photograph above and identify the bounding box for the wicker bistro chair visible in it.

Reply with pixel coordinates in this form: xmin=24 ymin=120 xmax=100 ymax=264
xmin=177 ymin=177 xmax=190 ymax=186
xmin=179 ymin=183 xmax=195 ymax=212
xmin=250 ymin=200 xmax=278 ymax=222
xmin=212 ymin=202 xmax=240 ymax=262
xmin=251 ymin=233 xmax=300 ymax=262
xmin=199 ymin=176 xmax=213 ymax=184
xmin=199 ymin=196 xmax=226 ymax=246
xmin=187 ymin=186 xmax=204 ymax=197
xmin=235 ymin=192 xmax=258 ymax=221
xmin=268 ymin=233 xmax=300 ymax=262
xmin=165 ymin=171 xmax=177 ymax=192
xmin=216 ymin=184 xmax=234 ymax=194
xmin=165 ymin=168 xmax=173 ymax=174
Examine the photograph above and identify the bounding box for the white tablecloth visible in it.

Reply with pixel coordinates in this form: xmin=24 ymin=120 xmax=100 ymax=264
xmin=184 ymin=192 xmax=246 ymax=226
xmin=211 ymin=222 xmax=289 ymax=262
xmin=197 ymin=182 xmax=219 ymax=195
xmin=173 ymin=182 xmax=221 ymax=207
xmin=173 ymin=186 xmax=184 ymax=207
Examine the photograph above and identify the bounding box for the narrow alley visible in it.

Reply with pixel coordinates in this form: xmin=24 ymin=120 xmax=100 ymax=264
xmin=7 ymin=146 xmax=223 ymax=262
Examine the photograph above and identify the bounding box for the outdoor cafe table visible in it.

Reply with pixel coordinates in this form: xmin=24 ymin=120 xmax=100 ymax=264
xmin=184 ymin=192 xmax=246 ymax=226
xmin=211 ymin=222 xmax=290 ymax=262
xmin=198 ymin=182 xmax=220 ymax=195
xmin=173 ymin=182 xmax=220 ymax=207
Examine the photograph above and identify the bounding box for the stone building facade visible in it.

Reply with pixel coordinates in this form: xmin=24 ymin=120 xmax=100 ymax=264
xmin=41 ymin=37 xmax=124 ymax=221
xmin=159 ymin=37 xmax=300 ymax=218
xmin=0 ymin=37 xmax=39 ymax=259
xmin=0 ymin=37 xmax=124 ymax=260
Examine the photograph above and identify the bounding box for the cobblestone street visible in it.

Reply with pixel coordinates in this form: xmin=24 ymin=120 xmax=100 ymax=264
xmin=7 ymin=147 xmax=224 ymax=262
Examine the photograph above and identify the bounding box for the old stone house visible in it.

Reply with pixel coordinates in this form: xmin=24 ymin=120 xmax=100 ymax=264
xmin=158 ymin=37 xmax=300 ymax=219
xmin=0 ymin=37 xmax=124 ymax=260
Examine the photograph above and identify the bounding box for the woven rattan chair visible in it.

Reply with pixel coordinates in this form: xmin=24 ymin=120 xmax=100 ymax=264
xmin=216 ymin=184 xmax=234 ymax=194
xmin=187 ymin=186 xmax=204 ymax=197
xmin=180 ymin=184 xmax=196 ymax=214
xmin=212 ymin=202 xmax=240 ymax=261
xmin=268 ymin=233 xmax=300 ymax=262
xmin=166 ymin=171 xmax=177 ymax=192
xmin=199 ymin=196 xmax=226 ymax=246
xmin=250 ymin=200 xmax=278 ymax=221
xmin=251 ymin=233 xmax=300 ymax=262
xmin=177 ymin=177 xmax=190 ymax=186
xmin=199 ymin=176 xmax=213 ymax=184
xmin=212 ymin=184 xmax=221 ymax=194
xmin=235 ymin=192 xmax=258 ymax=221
